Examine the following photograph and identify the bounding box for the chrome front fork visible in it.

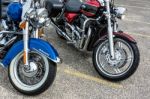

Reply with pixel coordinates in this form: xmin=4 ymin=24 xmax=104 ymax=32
xmin=34 ymin=28 xmax=39 ymax=38
xmin=23 ymin=21 xmax=29 ymax=65
xmin=105 ymin=0 xmax=115 ymax=59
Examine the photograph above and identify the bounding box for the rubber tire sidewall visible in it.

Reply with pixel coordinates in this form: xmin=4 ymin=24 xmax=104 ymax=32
xmin=93 ymin=37 xmax=140 ymax=81
xmin=8 ymin=51 xmax=57 ymax=95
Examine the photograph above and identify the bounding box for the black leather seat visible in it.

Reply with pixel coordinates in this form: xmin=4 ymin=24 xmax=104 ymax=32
xmin=45 ymin=0 xmax=64 ymax=17
xmin=45 ymin=0 xmax=82 ymax=17
xmin=45 ymin=0 xmax=64 ymax=10
xmin=65 ymin=0 xmax=82 ymax=13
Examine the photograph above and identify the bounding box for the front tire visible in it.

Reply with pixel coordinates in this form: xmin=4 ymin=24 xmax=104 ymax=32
xmin=93 ymin=37 xmax=140 ymax=81
xmin=8 ymin=51 xmax=56 ymax=95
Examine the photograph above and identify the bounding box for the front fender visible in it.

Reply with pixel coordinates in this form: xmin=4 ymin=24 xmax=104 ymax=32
xmin=94 ymin=32 xmax=137 ymax=47
xmin=2 ymin=38 xmax=60 ymax=67
xmin=114 ymin=32 xmax=136 ymax=43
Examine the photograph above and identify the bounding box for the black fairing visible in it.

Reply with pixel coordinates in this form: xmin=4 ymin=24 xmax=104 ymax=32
xmin=87 ymin=24 xmax=107 ymax=51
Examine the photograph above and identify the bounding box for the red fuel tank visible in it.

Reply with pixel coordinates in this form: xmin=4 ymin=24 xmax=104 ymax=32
xmin=65 ymin=0 xmax=102 ymax=23
xmin=81 ymin=0 xmax=101 ymax=17
xmin=65 ymin=13 xmax=78 ymax=23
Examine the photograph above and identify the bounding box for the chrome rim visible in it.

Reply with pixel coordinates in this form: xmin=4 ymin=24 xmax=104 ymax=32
xmin=10 ymin=51 xmax=49 ymax=91
xmin=96 ymin=38 xmax=134 ymax=77
xmin=17 ymin=52 xmax=45 ymax=85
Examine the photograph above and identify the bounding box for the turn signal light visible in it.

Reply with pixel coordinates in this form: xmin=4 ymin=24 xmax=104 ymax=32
xmin=19 ymin=21 xmax=26 ymax=29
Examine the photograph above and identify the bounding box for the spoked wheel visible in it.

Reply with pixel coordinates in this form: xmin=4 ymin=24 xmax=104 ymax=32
xmin=8 ymin=51 xmax=56 ymax=95
xmin=93 ymin=37 xmax=140 ymax=81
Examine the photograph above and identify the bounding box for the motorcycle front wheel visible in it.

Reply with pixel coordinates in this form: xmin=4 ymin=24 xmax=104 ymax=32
xmin=93 ymin=37 xmax=140 ymax=81
xmin=8 ymin=51 xmax=56 ymax=95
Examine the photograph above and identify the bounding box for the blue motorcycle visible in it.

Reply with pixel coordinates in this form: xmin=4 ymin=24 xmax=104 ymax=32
xmin=0 ymin=0 xmax=60 ymax=95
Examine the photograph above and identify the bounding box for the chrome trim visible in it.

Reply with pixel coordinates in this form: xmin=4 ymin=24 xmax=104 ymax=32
xmin=0 ymin=31 xmax=22 ymax=35
xmin=0 ymin=36 xmax=17 ymax=51
xmin=1 ymin=19 xmax=8 ymax=30
xmin=65 ymin=23 xmax=81 ymax=39
xmin=105 ymin=0 xmax=115 ymax=59
xmin=35 ymin=28 xmax=38 ymax=38
xmin=83 ymin=27 xmax=91 ymax=50
xmin=23 ymin=21 xmax=29 ymax=65
xmin=5 ymin=36 xmax=17 ymax=47
xmin=50 ymin=20 xmax=72 ymax=41
xmin=115 ymin=7 xmax=126 ymax=19
xmin=114 ymin=22 xmax=118 ymax=32
xmin=52 ymin=57 xmax=62 ymax=64
xmin=80 ymin=17 xmax=97 ymax=49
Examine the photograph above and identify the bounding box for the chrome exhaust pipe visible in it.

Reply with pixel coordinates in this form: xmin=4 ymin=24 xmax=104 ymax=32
xmin=50 ymin=18 xmax=72 ymax=41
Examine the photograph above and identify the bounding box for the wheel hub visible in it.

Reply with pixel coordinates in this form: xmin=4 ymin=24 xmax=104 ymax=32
xmin=22 ymin=62 xmax=38 ymax=77
xmin=105 ymin=49 xmax=125 ymax=67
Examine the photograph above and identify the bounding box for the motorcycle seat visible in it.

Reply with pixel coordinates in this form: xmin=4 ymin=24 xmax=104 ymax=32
xmin=65 ymin=0 xmax=82 ymax=13
xmin=45 ymin=0 xmax=64 ymax=10
xmin=45 ymin=0 xmax=64 ymax=16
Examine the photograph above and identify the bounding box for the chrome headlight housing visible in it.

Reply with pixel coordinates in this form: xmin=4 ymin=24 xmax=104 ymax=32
xmin=37 ymin=8 xmax=48 ymax=24
xmin=114 ymin=7 xmax=126 ymax=20
xmin=37 ymin=8 xmax=48 ymax=18
xmin=26 ymin=8 xmax=36 ymax=19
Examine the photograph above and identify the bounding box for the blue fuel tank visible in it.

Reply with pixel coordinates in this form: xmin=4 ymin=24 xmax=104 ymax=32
xmin=7 ymin=2 xmax=22 ymax=21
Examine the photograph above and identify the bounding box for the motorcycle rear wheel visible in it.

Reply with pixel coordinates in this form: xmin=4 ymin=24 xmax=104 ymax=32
xmin=8 ymin=51 xmax=56 ymax=95
xmin=93 ymin=37 xmax=140 ymax=81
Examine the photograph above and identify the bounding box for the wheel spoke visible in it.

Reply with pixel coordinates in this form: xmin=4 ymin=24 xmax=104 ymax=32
xmin=101 ymin=61 xmax=107 ymax=68
xmin=99 ymin=55 xmax=108 ymax=68
xmin=118 ymin=42 xmax=123 ymax=48
xmin=16 ymin=52 xmax=46 ymax=85
xmin=120 ymin=57 xmax=133 ymax=61
xmin=95 ymin=38 xmax=136 ymax=77
xmin=114 ymin=68 xmax=122 ymax=74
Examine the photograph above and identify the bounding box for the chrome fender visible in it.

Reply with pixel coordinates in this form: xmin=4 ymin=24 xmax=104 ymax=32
xmin=2 ymin=38 xmax=60 ymax=67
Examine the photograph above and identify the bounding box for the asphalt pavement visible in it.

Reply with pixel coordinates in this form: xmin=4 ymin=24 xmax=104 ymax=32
xmin=0 ymin=0 xmax=150 ymax=99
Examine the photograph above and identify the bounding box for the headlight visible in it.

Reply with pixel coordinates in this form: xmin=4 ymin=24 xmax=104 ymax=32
xmin=37 ymin=8 xmax=48 ymax=18
xmin=115 ymin=7 xmax=126 ymax=20
xmin=37 ymin=8 xmax=48 ymax=24
xmin=26 ymin=8 xmax=36 ymax=19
